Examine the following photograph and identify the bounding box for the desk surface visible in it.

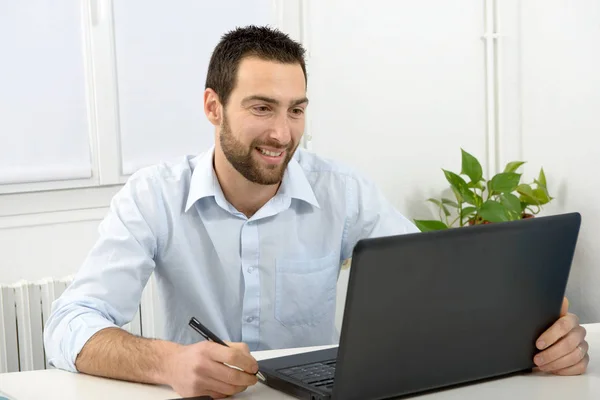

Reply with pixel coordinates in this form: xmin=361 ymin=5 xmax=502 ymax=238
xmin=2 ymin=324 xmax=599 ymax=400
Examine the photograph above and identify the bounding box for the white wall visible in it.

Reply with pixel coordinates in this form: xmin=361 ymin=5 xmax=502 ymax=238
xmin=0 ymin=186 xmax=119 ymax=284
xmin=309 ymin=0 xmax=600 ymax=323
xmin=305 ymin=0 xmax=488 ymax=219
xmin=306 ymin=0 xmax=489 ymax=327
xmin=515 ymin=0 xmax=600 ymax=322
xmin=1 ymin=1 xmax=598 ymax=328
xmin=0 ymin=220 xmax=101 ymax=283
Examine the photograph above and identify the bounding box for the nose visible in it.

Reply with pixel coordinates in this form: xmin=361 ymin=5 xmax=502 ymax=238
xmin=268 ymin=112 xmax=292 ymax=146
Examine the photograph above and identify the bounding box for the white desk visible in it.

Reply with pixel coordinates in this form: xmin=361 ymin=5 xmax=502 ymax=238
xmin=1 ymin=324 xmax=599 ymax=400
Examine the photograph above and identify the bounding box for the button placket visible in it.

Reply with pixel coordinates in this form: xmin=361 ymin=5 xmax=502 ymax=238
xmin=240 ymin=221 xmax=261 ymax=348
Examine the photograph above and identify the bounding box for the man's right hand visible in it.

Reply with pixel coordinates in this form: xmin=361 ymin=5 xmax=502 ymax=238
xmin=165 ymin=341 xmax=260 ymax=398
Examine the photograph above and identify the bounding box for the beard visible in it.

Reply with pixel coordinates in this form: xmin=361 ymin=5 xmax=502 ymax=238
xmin=219 ymin=114 xmax=298 ymax=185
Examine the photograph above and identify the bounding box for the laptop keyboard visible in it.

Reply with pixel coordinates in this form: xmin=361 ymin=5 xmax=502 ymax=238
xmin=277 ymin=360 xmax=337 ymax=391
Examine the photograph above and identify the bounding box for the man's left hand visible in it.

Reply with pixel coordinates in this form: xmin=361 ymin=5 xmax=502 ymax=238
xmin=534 ymin=297 xmax=589 ymax=375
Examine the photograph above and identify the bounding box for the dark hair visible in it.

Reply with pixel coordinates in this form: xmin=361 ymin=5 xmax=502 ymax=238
xmin=205 ymin=25 xmax=307 ymax=107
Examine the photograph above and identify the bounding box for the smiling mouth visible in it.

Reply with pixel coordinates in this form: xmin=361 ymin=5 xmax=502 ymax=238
xmin=256 ymin=147 xmax=284 ymax=157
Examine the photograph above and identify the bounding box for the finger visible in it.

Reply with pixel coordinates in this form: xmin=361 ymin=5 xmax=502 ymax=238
xmin=228 ymin=341 xmax=252 ymax=355
xmin=208 ymin=359 xmax=259 ymax=387
xmin=552 ymin=354 xmax=590 ymax=376
xmin=209 ymin=344 xmax=259 ymax=374
xmin=202 ymin=374 xmax=248 ymax=397
xmin=560 ymin=297 xmax=569 ymax=317
xmin=536 ymin=313 xmax=579 ymax=350
xmin=535 ymin=326 xmax=587 ymax=366
xmin=538 ymin=340 xmax=588 ymax=372
xmin=185 ymin=372 xmax=245 ymax=399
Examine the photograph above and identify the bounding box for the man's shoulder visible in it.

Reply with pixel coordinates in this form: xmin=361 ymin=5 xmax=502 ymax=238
xmin=128 ymin=155 xmax=198 ymax=184
xmin=122 ymin=154 xmax=200 ymax=199
xmin=293 ymin=148 xmax=363 ymax=181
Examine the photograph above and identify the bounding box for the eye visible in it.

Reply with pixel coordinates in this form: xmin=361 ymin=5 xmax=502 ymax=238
xmin=291 ymin=108 xmax=305 ymax=116
xmin=252 ymin=105 xmax=271 ymax=113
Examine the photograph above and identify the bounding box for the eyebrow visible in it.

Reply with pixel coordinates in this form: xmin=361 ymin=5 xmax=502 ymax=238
xmin=241 ymin=95 xmax=309 ymax=107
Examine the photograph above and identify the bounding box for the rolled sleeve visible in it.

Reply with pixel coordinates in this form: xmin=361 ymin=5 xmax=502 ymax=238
xmin=43 ymin=169 xmax=164 ymax=371
xmin=44 ymin=297 xmax=119 ymax=372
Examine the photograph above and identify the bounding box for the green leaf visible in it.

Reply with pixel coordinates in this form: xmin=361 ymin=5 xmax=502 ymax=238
xmin=442 ymin=198 xmax=459 ymax=208
xmin=489 ymin=172 xmax=521 ymax=194
xmin=427 ymin=198 xmax=450 ymax=216
xmin=500 ymin=193 xmax=522 ymax=218
xmin=474 ymin=192 xmax=485 ymax=207
xmin=414 ymin=220 xmax=449 ymax=232
xmin=427 ymin=198 xmax=442 ymax=207
xmin=468 ymin=181 xmax=485 ymax=190
xmin=451 ymin=186 xmax=463 ymax=203
xmin=443 ymin=170 xmax=477 ymax=205
xmin=479 ymin=200 xmax=510 ymax=223
xmin=460 ymin=149 xmax=483 ymax=183
xmin=503 ymin=161 xmax=526 ymax=173
xmin=516 ymin=184 xmax=535 ymax=198
xmin=460 ymin=206 xmax=477 ymax=220
xmin=538 ymin=168 xmax=547 ymax=188
xmin=517 ymin=184 xmax=538 ymax=205
xmin=533 ymin=188 xmax=551 ymax=205
xmin=519 ymin=196 xmax=538 ymax=206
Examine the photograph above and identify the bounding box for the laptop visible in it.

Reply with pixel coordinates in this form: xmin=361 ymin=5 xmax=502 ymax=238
xmin=258 ymin=213 xmax=581 ymax=400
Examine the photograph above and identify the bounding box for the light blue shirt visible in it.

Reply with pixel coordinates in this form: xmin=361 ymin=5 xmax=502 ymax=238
xmin=44 ymin=147 xmax=418 ymax=372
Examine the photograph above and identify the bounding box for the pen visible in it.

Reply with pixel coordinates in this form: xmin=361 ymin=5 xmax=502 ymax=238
xmin=188 ymin=316 xmax=266 ymax=382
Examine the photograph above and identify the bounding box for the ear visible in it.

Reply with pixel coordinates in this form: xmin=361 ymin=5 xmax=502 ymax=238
xmin=204 ymin=88 xmax=222 ymax=126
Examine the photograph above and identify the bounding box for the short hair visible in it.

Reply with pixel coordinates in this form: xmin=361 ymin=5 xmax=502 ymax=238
xmin=205 ymin=25 xmax=307 ymax=107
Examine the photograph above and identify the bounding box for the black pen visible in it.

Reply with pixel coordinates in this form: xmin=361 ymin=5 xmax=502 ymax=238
xmin=188 ymin=317 xmax=266 ymax=382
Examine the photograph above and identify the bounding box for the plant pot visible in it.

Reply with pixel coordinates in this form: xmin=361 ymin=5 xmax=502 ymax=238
xmin=468 ymin=217 xmax=491 ymax=226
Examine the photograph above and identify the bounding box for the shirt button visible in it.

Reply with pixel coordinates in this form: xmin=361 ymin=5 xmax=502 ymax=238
xmin=246 ymin=316 xmax=255 ymax=323
xmin=247 ymin=266 xmax=255 ymax=273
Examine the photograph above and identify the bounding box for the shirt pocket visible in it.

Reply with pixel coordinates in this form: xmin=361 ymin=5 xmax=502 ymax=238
xmin=275 ymin=252 xmax=339 ymax=327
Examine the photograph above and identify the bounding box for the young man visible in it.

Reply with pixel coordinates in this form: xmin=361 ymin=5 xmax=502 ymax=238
xmin=44 ymin=26 xmax=589 ymax=398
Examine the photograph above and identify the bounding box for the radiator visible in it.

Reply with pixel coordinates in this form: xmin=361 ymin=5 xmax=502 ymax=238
xmin=0 ymin=275 xmax=159 ymax=373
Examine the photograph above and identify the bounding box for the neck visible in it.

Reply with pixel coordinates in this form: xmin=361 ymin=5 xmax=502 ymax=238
xmin=213 ymin=148 xmax=280 ymax=218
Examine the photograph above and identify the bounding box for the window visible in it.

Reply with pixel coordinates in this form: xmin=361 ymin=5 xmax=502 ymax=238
xmin=0 ymin=0 xmax=301 ymax=194
xmin=0 ymin=1 xmax=93 ymax=187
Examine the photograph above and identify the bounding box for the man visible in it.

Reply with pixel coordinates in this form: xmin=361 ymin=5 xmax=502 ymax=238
xmin=44 ymin=26 xmax=589 ymax=398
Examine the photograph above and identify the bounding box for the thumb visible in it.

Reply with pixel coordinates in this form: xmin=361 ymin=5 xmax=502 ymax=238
xmin=560 ymin=296 xmax=569 ymax=317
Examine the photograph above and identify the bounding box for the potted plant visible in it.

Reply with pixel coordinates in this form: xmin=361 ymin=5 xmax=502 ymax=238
xmin=414 ymin=149 xmax=553 ymax=232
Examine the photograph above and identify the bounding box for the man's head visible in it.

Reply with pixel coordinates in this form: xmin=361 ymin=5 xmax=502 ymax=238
xmin=204 ymin=26 xmax=308 ymax=185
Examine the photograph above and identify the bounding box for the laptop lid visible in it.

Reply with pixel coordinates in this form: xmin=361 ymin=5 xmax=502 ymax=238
xmin=333 ymin=213 xmax=581 ymax=400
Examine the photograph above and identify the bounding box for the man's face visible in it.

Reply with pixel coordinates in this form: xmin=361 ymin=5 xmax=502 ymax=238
xmin=218 ymin=57 xmax=307 ymax=185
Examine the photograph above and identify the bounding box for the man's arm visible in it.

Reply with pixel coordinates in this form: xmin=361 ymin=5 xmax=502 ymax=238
xmin=341 ymin=173 xmax=419 ymax=260
xmin=76 ymin=327 xmax=260 ymax=398
xmin=43 ymin=171 xmax=162 ymax=372
xmin=75 ymin=327 xmax=177 ymax=384
xmin=44 ymin=170 xmax=260 ymax=397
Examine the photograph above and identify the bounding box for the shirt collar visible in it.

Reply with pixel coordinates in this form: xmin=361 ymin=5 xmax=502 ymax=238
xmin=185 ymin=148 xmax=320 ymax=212
xmin=185 ymin=147 xmax=221 ymax=212
xmin=278 ymin=155 xmax=320 ymax=209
